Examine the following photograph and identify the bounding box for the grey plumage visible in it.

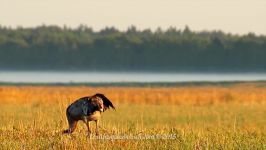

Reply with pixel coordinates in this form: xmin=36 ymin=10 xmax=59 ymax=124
xmin=63 ymin=93 xmax=115 ymax=135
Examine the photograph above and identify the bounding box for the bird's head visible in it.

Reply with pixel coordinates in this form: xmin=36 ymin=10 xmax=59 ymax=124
xmin=91 ymin=96 xmax=104 ymax=112
xmin=91 ymin=93 xmax=115 ymax=112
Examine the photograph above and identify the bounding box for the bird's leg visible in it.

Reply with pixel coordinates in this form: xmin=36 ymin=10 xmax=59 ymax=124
xmin=68 ymin=120 xmax=78 ymax=133
xmin=82 ymin=117 xmax=91 ymax=138
xmin=95 ymin=120 xmax=99 ymax=136
xmin=63 ymin=114 xmax=77 ymax=134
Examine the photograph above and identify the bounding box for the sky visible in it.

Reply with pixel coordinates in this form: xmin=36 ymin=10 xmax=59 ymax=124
xmin=1 ymin=0 xmax=266 ymax=35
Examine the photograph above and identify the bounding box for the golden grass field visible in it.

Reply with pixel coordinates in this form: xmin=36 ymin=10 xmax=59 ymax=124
xmin=0 ymin=83 xmax=266 ymax=149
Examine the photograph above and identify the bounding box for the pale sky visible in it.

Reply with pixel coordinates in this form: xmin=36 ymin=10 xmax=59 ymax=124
xmin=1 ymin=0 xmax=266 ymax=35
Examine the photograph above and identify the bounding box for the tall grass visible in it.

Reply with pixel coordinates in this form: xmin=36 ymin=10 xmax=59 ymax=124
xmin=0 ymin=84 xmax=265 ymax=149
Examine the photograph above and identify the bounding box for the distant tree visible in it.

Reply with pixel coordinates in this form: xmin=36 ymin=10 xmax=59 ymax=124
xmin=0 ymin=25 xmax=265 ymax=71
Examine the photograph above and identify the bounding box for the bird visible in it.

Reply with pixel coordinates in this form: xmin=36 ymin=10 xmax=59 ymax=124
xmin=62 ymin=93 xmax=115 ymax=136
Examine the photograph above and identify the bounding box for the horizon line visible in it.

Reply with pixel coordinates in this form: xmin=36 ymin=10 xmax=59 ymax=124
xmin=1 ymin=24 xmax=265 ymax=36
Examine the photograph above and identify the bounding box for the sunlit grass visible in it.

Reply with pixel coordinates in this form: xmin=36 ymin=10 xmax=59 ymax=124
xmin=0 ymin=84 xmax=266 ymax=149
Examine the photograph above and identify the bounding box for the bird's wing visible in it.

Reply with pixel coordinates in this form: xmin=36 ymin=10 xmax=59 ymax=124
xmin=67 ymin=97 xmax=90 ymax=118
xmin=94 ymin=93 xmax=115 ymax=111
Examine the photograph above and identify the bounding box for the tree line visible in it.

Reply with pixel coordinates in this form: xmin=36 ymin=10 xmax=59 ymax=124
xmin=0 ymin=25 xmax=265 ymax=72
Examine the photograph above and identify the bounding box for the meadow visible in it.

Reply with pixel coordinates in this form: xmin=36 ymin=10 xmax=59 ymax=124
xmin=0 ymin=83 xmax=266 ymax=149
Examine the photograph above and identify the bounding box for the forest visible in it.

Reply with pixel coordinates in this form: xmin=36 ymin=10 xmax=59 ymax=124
xmin=0 ymin=25 xmax=265 ymax=72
